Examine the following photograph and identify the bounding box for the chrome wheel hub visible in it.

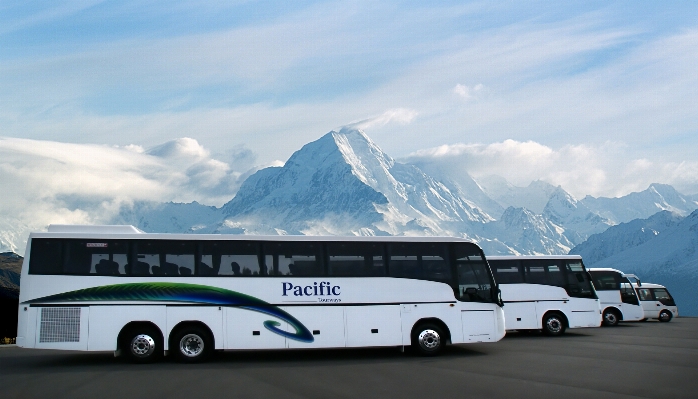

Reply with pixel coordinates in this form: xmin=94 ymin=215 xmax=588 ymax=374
xmin=130 ymin=334 xmax=155 ymax=358
xmin=546 ymin=318 xmax=562 ymax=333
xmin=418 ymin=329 xmax=441 ymax=351
xmin=179 ymin=334 xmax=205 ymax=357
xmin=605 ymin=313 xmax=617 ymax=324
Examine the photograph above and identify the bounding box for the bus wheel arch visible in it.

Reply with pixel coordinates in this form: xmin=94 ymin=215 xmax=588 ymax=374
xmin=169 ymin=321 xmax=215 ymax=362
xmin=542 ymin=311 xmax=567 ymax=336
xmin=602 ymin=307 xmax=621 ymax=326
xmin=411 ymin=318 xmax=451 ymax=356
xmin=118 ymin=322 xmax=164 ymax=363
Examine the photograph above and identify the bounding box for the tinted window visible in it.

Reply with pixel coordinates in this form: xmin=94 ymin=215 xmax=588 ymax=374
xmin=523 ymin=260 xmax=563 ymax=286
xmin=327 ymin=242 xmax=385 ymax=277
xmin=454 ymin=243 xmax=494 ymax=303
xmin=28 ymin=239 xmax=63 ymax=275
xmin=456 ymin=262 xmax=494 ymax=302
xmin=387 ymin=242 xmax=451 ymax=283
xmin=638 ymin=288 xmax=652 ymax=301
xmin=564 ymin=261 xmax=595 ymax=298
xmin=133 ymin=241 xmax=195 ymax=276
xmin=262 ymin=241 xmax=323 ymax=277
xmin=30 ymin=239 xmax=130 ymax=276
xmin=651 ymin=288 xmax=675 ymax=306
xmin=489 ymin=260 xmax=525 ymax=284
xmin=201 ymin=241 xmax=262 ymax=276
xmin=620 ymin=282 xmax=639 ymax=305
xmin=590 ymin=271 xmax=621 ymax=291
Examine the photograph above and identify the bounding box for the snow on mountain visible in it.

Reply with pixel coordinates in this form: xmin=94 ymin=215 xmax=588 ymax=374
xmin=478 ymin=207 xmax=575 ymax=255
xmin=0 ymin=218 xmax=34 ymax=256
xmin=580 ymin=209 xmax=698 ymax=316
xmin=569 ymin=210 xmax=683 ymax=265
xmin=542 ymin=187 xmax=614 ymax=244
xmin=477 ymin=177 xmax=557 ymax=215
xmin=580 ymin=183 xmax=698 ymax=224
xmin=4 ymin=129 xmax=698 ymax=266
xmin=222 ymin=129 xmax=493 ymax=237
xmin=403 ymin=160 xmax=504 ymax=219
xmin=111 ymin=201 xmax=226 ymax=234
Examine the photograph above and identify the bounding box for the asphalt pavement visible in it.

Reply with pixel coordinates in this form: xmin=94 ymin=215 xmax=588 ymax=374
xmin=1 ymin=318 xmax=696 ymax=399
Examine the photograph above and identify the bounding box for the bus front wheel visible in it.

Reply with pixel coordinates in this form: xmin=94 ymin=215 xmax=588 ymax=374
xmin=412 ymin=323 xmax=444 ymax=356
xmin=542 ymin=313 xmax=566 ymax=336
xmin=123 ymin=326 xmax=162 ymax=363
xmin=602 ymin=309 xmax=620 ymax=326
xmin=171 ymin=325 xmax=213 ymax=362
xmin=658 ymin=310 xmax=673 ymax=322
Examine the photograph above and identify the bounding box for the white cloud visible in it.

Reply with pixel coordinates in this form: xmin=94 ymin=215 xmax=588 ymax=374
xmin=0 ymin=137 xmax=254 ymax=235
xmin=342 ymin=108 xmax=418 ymax=131
xmin=403 ymin=139 xmax=698 ymax=198
xmin=453 ymin=83 xmax=484 ymax=100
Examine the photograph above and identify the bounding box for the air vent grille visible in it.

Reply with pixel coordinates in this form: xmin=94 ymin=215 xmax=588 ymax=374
xmin=39 ymin=307 xmax=81 ymax=343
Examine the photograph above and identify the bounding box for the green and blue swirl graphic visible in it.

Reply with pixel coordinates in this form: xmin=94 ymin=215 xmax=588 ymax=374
xmin=26 ymin=282 xmax=314 ymax=343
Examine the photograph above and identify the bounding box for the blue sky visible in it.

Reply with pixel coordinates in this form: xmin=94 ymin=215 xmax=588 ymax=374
xmin=1 ymin=1 xmax=697 ymax=231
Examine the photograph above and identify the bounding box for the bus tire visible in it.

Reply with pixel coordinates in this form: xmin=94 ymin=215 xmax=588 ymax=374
xmin=412 ymin=323 xmax=444 ymax=356
xmin=602 ymin=309 xmax=620 ymax=326
xmin=542 ymin=313 xmax=566 ymax=336
xmin=658 ymin=310 xmax=672 ymax=322
xmin=123 ymin=326 xmax=162 ymax=364
xmin=171 ymin=325 xmax=212 ymax=363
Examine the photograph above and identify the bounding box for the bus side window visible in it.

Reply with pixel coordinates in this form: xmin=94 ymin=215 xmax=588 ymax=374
xmin=28 ymin=239 xmax=63 ymax=275
xmin=63 ymin=241 xmax=93 ymax=274
xmin=201 ymin=241 xmax=261 ymax=276
xmin=489 ymin=260 xmax=524 ymax=284
xmin=387 ymin=242 xmax=450 ymax=282
xmin=638 ymin=288 xmax=652 ymax=301
xmin=262 ymin=242 xmax=323 ymax=277
xmin=590 ymin=271 xmax=620 ymax=291
xmin=327 ymin=242 xmax=385 ymax=277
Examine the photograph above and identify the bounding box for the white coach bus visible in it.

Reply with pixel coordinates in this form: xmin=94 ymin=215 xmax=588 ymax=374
xmin=487 ymin=256 xmax=601 ymax=336
xmin=634 ymin=282 xmax=678 ymax=322
xmin=587 ymin=268 xmax=644 ymax=326
xmin=17 ymin=225 xmax=505 ymax=362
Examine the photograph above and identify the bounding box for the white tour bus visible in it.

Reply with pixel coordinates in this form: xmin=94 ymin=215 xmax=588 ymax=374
xmin=17 ymin=225 xmax=505 ymax=362
xmin=587 ymin=268 xmax=644 ymax=326
xmin=487 ymin=255 xmax=601 ymax=336
xmin=634 ymin=282 xmax=679 ymax=322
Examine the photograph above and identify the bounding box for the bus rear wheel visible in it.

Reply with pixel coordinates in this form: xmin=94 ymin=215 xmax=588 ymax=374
xmin=171 ymin=325 xmax=212 ymax=363
xmin=123 ymin=326 xmax=162 ymax=363
xmin=602 ymin=309 xmax=620 ymax=326
xmin=658 ymin=310 xmax=673 ymax=322
xmin=542 ymin=313 xmax=566 ymax=336
xmin=412 ymin=323 xmax=444 ymax=356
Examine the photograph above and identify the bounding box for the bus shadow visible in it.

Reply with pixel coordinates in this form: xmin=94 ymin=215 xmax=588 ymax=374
xmin=209 ymin=344 xmax=488 ymax=366
xmin=503 ymin=330 xmax=592 ymax=339
xmin=8 ymin=344 xmax=489 ymax=372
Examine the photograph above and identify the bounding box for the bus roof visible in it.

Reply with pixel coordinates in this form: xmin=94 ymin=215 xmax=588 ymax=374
xmin=486 ymin=255 xmax=583 ymax=260
xmin=31 ymin=225 xmax=478 ymax=244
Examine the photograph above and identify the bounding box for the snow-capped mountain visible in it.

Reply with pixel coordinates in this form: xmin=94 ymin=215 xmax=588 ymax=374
xmin=111 ymin=201 xmax=226 ymax=234
xmin=221 ymin=129 xmax=493 ymax=237
xmin=573 ymin=209 xmax=698 ymax=316
xmin=542 ymin=187 xmax=614 ymax=244
xmin=479 ymin=207 xmax=575 ymax=255
xmin=2 ymin=128 xmax=697 ymax=267
xmin=478 ymin=177 xmax=558 ymax=215
xmin=569 ymin=210 xmax=683 ymax=265
xmin=580 ymin=183 xmax=698 ymax=224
